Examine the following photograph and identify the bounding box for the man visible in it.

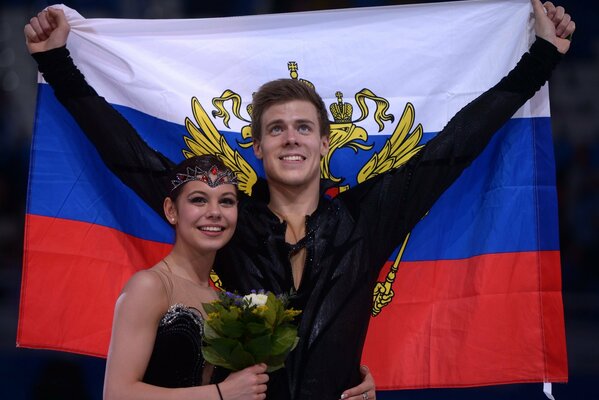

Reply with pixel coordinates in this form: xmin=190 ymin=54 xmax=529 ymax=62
xmin=25 ymin=1 xmax=574 ymax=398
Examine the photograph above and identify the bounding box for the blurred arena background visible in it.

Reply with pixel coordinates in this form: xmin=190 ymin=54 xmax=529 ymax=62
xmin=0 ymin=1 xmax=596 ymax=398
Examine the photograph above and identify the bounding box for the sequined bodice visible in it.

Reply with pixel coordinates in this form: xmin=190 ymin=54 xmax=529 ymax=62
xmin=142 ymin=304 xmax=209 ymax=388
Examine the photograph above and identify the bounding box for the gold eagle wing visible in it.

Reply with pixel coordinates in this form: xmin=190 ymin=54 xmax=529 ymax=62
xmin=182 ymin=96 xmax=258 ymax=196
xmin=357 ymin=102 xmax=424 ymax=183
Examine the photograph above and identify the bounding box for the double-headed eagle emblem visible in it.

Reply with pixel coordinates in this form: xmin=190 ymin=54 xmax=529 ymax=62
xmin=183 ymin=62 xmax=424 ymax=316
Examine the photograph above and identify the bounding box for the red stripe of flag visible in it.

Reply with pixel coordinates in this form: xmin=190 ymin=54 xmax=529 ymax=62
xmin=363 ymin=251 xmax=567 ymax=389
xmin=18 ymin=214 xmax=172 ymax=357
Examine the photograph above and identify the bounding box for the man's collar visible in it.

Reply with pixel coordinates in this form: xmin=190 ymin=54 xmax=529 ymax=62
xmin=247 ymin=177 xmax=339 ymax=204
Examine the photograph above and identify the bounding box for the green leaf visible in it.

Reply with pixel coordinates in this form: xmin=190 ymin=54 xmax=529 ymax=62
xmin=264 ymin=352 xmax=289 ymax=372
xmin=220 ymin=319 xmax=245 ymax=338
xmin=246 ymin=321 xmax=269 ymax=336
xmin=271 ymin=325 xmax=298 ymax=355
xmin=203 ymin=321 xmax=222 ymax=341
xmin=201 ymin=345 xmax=234 ymax=370
xmin=266 ymin=362 xmax=285 ymax=373
xmin=245 ymin=334 xmax=272 ymax=361
xmin=229 ymin=343 xmax=255 ymax=371
xmin=260 ymin=304 xmax=277 ymax=328
xmin=264 ymin=336 xmax=299 ymax=371
xmin=206 ymin=337 xmax=238 ymax=356
xmin=289 ymin=336 xmax=300 ymax=352
xmin=266 ymin=293 xmax=284 ymax=324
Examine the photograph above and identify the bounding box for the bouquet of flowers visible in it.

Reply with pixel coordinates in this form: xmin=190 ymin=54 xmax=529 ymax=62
xmin=201 ymin=290 xmax=302 ymax=372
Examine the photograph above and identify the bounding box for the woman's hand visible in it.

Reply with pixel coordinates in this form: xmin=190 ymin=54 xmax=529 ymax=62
xmin=220 ymin=363 xmax=269 ymax=400
xmin=24 ymin=7 xmax=70 ymax=54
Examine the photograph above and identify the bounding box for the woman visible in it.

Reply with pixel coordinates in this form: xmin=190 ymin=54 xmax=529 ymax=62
xmin=103 ymin=154 xmax=268 ymax=400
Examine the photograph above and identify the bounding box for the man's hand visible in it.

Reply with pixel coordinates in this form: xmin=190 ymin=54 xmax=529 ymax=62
xmin=532 ymin=0 xmax=575 ymax=54
xmin=24 ymin=8 xmax=70 ymax=54
xmin=339 ymin=365 xmax=376 ymax=400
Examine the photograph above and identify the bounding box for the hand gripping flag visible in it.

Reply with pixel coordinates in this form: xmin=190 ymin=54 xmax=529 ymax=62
xmin=18 ymin=0 xmax=567 ymax=392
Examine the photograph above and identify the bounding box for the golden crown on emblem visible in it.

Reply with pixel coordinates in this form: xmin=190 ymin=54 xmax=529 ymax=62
xmin=287 ymin=61 xmax=352 ymax=123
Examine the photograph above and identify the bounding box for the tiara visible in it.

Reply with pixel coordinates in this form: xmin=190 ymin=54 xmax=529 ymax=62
xmin=171 ymin=165 xmax=238 ymax=192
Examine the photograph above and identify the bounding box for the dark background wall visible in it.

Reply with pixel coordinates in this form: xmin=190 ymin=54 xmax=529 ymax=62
xmin=1 ymin=1 xmax=596 ymax=398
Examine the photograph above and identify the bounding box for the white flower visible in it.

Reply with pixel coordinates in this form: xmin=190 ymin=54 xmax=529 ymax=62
xmin=244 ymin=293 xmax=268 ymax=307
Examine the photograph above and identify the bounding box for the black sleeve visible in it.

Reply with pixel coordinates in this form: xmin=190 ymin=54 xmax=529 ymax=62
xmin=32 ymin=46 xmax=175 ymax=218
xmin=339 ymin=37 xmax=561 ymax=264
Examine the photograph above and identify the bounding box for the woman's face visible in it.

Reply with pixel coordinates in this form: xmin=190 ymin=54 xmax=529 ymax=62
xmin=166 ymin=180 xmax=238 ymax=254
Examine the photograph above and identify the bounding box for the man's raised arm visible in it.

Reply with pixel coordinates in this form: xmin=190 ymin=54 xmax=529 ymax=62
xmin=25 ymin=7 xmax=174 ymax=217
xmin=340 ymin=0 xmax=575 ymax=265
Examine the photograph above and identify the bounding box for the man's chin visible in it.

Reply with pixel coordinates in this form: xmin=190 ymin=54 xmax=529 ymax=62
xmin=270 ymin=175 xmax=313 ymax=188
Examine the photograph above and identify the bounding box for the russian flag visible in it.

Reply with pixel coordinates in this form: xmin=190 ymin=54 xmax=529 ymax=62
xmin=18 ymin=0 xmax=567 ymax=393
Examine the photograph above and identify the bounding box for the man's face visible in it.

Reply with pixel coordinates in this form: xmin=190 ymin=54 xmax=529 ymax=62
xmin=253 ymin=100 xmax=329 ymax=191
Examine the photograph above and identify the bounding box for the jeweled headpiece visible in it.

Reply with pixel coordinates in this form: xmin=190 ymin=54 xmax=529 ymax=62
xmin=170 ymin=165 xmax=238 ymax=192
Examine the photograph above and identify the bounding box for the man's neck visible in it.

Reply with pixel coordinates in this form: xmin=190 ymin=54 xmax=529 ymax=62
xmin=267 ymin=181 xmax=321 ymax=220
xmin=266 ymin=180 xmax=320 ymax=290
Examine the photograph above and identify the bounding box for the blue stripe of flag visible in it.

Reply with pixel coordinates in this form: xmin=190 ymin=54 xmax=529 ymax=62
xmin=28 ymin=84 xmax=559 ymax=259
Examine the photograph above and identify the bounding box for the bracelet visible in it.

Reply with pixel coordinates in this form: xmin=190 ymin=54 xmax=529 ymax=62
xmin=215 ymin=383 xmax=224 ymax=400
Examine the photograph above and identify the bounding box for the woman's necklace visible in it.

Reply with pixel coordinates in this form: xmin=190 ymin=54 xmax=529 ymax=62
xmin=161 ymin=258 xmax=211 ymax=289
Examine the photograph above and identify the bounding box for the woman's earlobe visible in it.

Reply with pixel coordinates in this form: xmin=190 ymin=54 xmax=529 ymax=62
xmin=163 ymin=197 xmax=177 ymax=224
